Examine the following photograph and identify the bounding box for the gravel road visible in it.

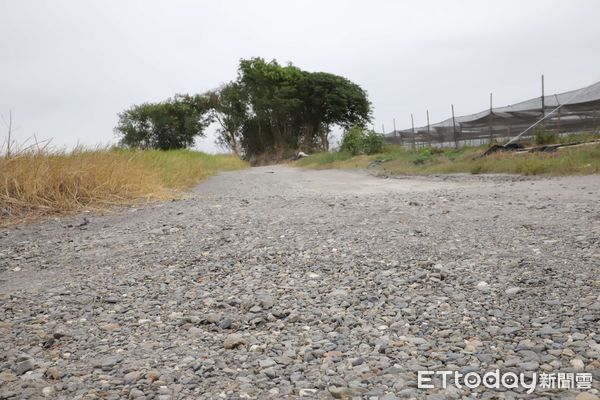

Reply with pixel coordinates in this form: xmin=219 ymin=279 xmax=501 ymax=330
xmin=1 ymin=166 xmax=598 ymax=399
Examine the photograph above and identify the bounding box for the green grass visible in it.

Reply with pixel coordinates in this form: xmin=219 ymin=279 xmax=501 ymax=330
xmin=120 ymin=149 xmax=248 ymax=189
xmin=296 ymin=133 xmax=600 ymax=176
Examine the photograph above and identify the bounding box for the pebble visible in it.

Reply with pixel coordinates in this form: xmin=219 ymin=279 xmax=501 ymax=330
xmin=329 ymin=386 xmax=352 ymax=399
xmin=15 ymin=359 xmax=35 ymax=375
xmin=124 ymin=371 xmax=141 ymax=383
xmin=476 ymin=281 xmax=490 ymax=292
xmin=505 ymin=286 xmax=521 ymax=295
xmin=224 ymin=334 xmax=247 ymax=349
xmin=571 ymin=359 xmax=585 ymax=371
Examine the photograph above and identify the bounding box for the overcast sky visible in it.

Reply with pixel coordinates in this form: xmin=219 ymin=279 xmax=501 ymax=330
xmin=1 ymin=0 xmax=599 ymax=153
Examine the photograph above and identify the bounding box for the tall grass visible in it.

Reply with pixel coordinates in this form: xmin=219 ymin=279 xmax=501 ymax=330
xmin=0 ymin=147 xmax=247 ymax=225
xmin=297 ymin=140 xmax=600 ymax=177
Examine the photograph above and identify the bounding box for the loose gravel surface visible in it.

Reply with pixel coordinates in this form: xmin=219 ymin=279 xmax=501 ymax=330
xmin=1 ymin=166 xmax=599 ymax=400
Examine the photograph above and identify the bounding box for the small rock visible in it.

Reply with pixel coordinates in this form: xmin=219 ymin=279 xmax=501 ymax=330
xmin=258 ymin=358 xmax=277 ymax=368
xmin=353 ymin=364 xmax=370 ymax=374
xmin=103 ymin=296 xmax=119 ymax=304
xmin=15 ymin=359 xmax=35 ymax=375
xmin=224 ymin=334 xmax=247 ymax=349
xmin=249 ymin=305 xmax=262 ymax=313
xmin=129 ymin=388 xmax=146 ymax=398
xmin=45 ymin=367 xmax=61 ymax=380
xmin=189 ymin=327 xmax=203 ymax=337
xmin=299 ymin=388 xmax=318 ymax=396
xmin=536 ymin=326 xmax=560 ymax=336
xmin=53 ymin=330 xmax=71 ymax=339
xmin=42 ymin=386 xmax=55 ymax=397
xmin=94 ymin=355 xmax=123 ymax=370
xmin=263 ymin=367 xmax=278 ymax=379
xmin=329 ymin=386 xmax=352 ymax=399
xmin=476 ymin=281 xmax=490 ymax=292
xmin=350 ymin=357 xmax=364 ymax=366
xmin=570 ymin=359 xmax=585 ymax=371
xmin=258 ymin=295 xmax=275 ymax=309
xmin=218 ymin=319 xmax=232 ymax=329
xmin=124 ymin=371 xmax=141 ymax=383
xmin=205 ymin=313 xmax=221 ymax=324
xmin=0 ymin=370 xmax=17 ymax=382
xmin=505 ymin=287 xmax=521 ymax=295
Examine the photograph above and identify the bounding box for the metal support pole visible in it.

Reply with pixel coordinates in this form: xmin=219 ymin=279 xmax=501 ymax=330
xmin=554 ymin=94 xmax=561 ymax=134
xmin=489 ymin=92 xmax=494 ymax=144
xmin=411 ymin=114 xmax=416 ymax=149
xmin=541 ymin=74 xmax=545 ymax=132
xmin=451 ymin=104 xmax=458 ymax=148
xmin=426 ymin=110 xmax=431 ymax=147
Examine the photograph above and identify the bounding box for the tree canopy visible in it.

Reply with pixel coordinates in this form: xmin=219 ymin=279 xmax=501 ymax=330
xmin=230 ymin=58 xmax=372 ymax=158
xmin=115 ymin=94 xmax=211 ymax=150
xmin=115 ymin=58 xmax=372 ymax=159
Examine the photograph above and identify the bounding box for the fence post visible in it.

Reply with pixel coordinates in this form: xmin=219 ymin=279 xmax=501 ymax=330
xmin=411 ymin=114 xmax=416 ymax=149
xmin=489 ymin=93 xmax=494 ymax=144
xmin=540 ymin=74 xmax=545 ymax=133
xmin=451 ymin=104 xmax=458 ymax=148
xmin=426 ymin=110 xmax=432 ymax=147
xmin=554 ymin=94 xmax=561 ymax=134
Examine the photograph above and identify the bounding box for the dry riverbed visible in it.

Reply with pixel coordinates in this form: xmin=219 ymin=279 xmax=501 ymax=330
xmin=0 ymin=166 xmax=598 ymax=399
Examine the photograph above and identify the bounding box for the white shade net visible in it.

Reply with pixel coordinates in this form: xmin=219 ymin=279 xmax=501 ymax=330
xmin=385 ymin=81 xmax=600 ymax=147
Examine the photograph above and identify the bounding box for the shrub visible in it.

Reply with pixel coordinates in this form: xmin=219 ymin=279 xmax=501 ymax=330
xmin=340 ymin=125 xmax=366 ymax=155
xmin=364 ymin=130 xmax=385 ymax=154
xmin=470 ymin=164 xmax=482 ymax=174
xmin=340 ymin=125 xmax=384 ymax=155
xmin=534 ymin=128 xmax=559 ymax=145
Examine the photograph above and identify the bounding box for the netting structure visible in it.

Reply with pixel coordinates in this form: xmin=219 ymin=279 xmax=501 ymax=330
xmin=385 ymin=80 xmax=600 ymax=148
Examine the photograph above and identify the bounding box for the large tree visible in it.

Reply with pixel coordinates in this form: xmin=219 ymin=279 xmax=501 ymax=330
xmin=299 ymin=71 xmax=371 ymax=150
xmin=115 ymin=94 xmax=211 ymax=150
xmin=209 ymin=58 xmax=372 ymax=158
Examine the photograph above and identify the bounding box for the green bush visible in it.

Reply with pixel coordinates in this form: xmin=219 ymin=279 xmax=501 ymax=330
xmin=470 ymin=164 xmax=482 ymax=174
xmin=340 ymin=126 xmax=365 ymax=155
xmin=340 ymin=125 xmax=384 ymax=155
xmin=364 ymin=130 xmax=385 ymax=154
xmin=534 ymin=128 xmax=559 ymax=145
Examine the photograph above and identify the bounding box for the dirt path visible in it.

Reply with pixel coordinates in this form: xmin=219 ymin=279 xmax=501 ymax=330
xmin=1 ymin=166 xmax=598 ymax=399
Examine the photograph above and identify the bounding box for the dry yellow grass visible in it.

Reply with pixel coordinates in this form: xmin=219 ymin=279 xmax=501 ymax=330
xmin=0 ymin=148 xmax=247 ymax=225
